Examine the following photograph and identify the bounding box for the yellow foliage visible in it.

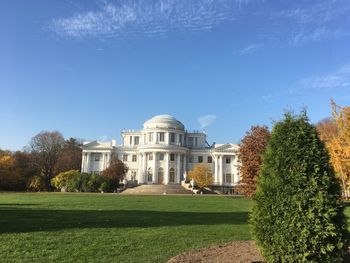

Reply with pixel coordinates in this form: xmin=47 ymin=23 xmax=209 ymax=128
xmin=0 ymin=152 xmax=23 ymax=188
xmin=188 ymin=164 xmax=213 ymax=189
xmin=327 ymin=100 xmax=350 ymax=197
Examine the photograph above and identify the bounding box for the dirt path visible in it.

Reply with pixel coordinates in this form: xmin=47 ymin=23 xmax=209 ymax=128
xmin=167 ymin=240 xmax=264 ymax=263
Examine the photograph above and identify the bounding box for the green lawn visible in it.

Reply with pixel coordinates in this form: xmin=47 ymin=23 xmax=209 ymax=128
xmin=0 ymin=193 xmax=254 ymax=263
xmin=1 ymin=193 xmax=350 ymax=263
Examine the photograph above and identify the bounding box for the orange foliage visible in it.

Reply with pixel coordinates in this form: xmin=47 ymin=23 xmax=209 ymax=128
xmin=318 ymin=100 xmax=350 ymax=198
xmin=238 ymin=126 xmax=270 ymax=197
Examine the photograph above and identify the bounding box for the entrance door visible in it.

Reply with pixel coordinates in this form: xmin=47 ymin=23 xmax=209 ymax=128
xmin=158 ymin=167 xmax=164 ymax=184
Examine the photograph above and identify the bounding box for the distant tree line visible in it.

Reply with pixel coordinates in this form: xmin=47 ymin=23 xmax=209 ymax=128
xmin=0 ymin=131 xmax=128 ymax=192
xmin=0 ymin=131 xmax=82 ymax=191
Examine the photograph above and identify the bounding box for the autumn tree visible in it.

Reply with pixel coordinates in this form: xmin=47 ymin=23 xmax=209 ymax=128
xmin=188 ymin=164 xmax=213 ymax=192
xmin=29 ymin=131 xmax=65 ymax=190
xmin=0 ymin=150 xmax=25 ymax=190
xmin=13 ymin=150 xmax=40 ymax=187
xmin=251 ymin=111 xmax=348 ymax=262
xmin=316 ymin=117 xmax=338 ymax=143
xmin=238 ymin=126 xmax=270 ymax=197
xmin=54 ymin=138 xmax=82 ymax=175
xmin=101 ymin=157 xmax=128 ymax=189
xmin=329 ymin=100 xmax=350 ymax=199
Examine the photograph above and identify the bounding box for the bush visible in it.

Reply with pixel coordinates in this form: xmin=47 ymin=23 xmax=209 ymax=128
xmin=66 ymin=172 xmax=90 ymax=192
xmin=52 ymin=170 xmax=109 ymax=192
xmin=28 ymin=176 xmax=46 ymax=192
xmin=99 ymin=181 xmax=110 ymax=193
xmin=250 ymin=112 xmax=348 ymax=262
xmin=51 ymin=170 xmax=81 ymax=191
xmin=85 ymin=173 xmax=105 ymax=192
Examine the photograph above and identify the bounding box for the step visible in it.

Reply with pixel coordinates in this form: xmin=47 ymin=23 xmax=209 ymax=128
xmin=120 ymin=184 xmax=193 ymax=195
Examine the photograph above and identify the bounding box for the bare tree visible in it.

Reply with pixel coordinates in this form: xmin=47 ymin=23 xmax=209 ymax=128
xmin=54 ymin=137 xmax=82 ymax=175
xmin=30 ymin=131 xmax=65 ymax=190
xmin=101 ymin=157 xmax=128 ymax=189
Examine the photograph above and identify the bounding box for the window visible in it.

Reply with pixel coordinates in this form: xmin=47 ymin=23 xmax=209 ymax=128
xmin=132 ymin=155 xmax=137 ymax=162
xmin=147 ymin=168 xmax=153 ymax=182
xmin=158 ymin=167 xmax=164 ymax=184
xmin=129 ymin=136 xmax=132 ymax=145
xmin=179 ymin=134 xmax=182 ymax=144
xmin=225 ymin=173 xmax=232 ymax=183
xmin=159 ymin=132 xmax=165 ymax=142
xmin=189 ymin=156 xmax=194 ymax=163
xmin=94 ymin=154 xmax=100 ymax=162
xmin=195 ymin=137 xmax=198 ymax=147
xmin=207 ymin=156 xmax=212 ymax=163
xmin=187 ymin=137 xmax=194 ymax=147
xmin=149 ymin=153 xmax=153 ymax=161
xmin=131 ymin=170 xmax=137 ymax=180
xmin=134 ymin=136 xmax=139 ymax=145
xmin=170 ymin=153 xmax=175 ymax=161
xmin=159 ymin=153 xmax=164 ymax=160
xmin=226 ymin=157 xmax=231 ymax=164
xmin=198 ymin=156 xmax=203 ymax=163
xmin=123 ymin=154 xmax=128 ymax=162
xmin=170 ymin=133 xmax=175 ymax=143
xmin=169 ymin=168 xmax=175 ymax=183
xmin=148 ymin=132 xmax=154 ymax=142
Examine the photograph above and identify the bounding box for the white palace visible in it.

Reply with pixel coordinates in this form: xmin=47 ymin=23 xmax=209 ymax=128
xmin=81 ymin=115 xmax=240 ymax=187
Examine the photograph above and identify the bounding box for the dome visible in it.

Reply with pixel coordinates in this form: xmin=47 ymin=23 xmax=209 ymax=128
xmin=143 ymin=114 xmax=185 ymax=130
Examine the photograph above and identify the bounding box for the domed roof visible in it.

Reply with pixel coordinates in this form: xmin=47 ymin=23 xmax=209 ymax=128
xmin=143 ymin=114 xmax=185 ymax=130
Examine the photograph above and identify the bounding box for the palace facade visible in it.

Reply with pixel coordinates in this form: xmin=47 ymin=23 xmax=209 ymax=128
xmin=81 ymin=114 xmax=240 ymax=187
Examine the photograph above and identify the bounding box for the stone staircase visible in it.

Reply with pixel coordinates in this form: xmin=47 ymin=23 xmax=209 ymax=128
xmin=120 ymin=184 xmax=193 ymax=195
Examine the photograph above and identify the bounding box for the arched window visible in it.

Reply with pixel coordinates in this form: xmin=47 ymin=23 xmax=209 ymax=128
xmin=158 ymin=167 xmax=164 ymax=184
xmin=147 ymin=168 xmax=153 ymax=182
xmin=169 ymin=168 xmax=175 ymax=183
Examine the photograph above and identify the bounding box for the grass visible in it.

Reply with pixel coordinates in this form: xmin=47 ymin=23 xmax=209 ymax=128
xmin=0 ymin=193 xmax=254 ymax=263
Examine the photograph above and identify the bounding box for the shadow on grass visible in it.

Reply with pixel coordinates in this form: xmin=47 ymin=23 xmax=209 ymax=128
xmin=0 ymin=204 xmax=40 ymax=206
xmin=0 ymin=207 xmax=248 ymax=233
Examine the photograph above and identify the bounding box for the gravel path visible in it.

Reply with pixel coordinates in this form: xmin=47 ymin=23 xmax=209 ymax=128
xmin=167 ymin=240 xmax=264 ymax=263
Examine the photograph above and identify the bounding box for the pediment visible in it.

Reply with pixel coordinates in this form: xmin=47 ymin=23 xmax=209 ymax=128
xmin=82 ymin=141 xmax=113 ymax=149
xmin=214 ymin=143 xmax=239 ymax=152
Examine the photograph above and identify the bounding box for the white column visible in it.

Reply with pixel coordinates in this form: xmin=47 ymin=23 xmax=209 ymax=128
xmin=101 ymin=153 xmax=105 ymax=171
xmin=233 ymin=155 xmax=239 ymax=183
xmin=81 ymin=153 xmax=85 ymax=173
xmin=86 ymin=153 xmax=91 ymax=173
xmin=141 ymin=153 xmax=146 ymax=184
xmin=219 ymin=155 xmax=223 ymax=184
xmin=182 ymin=154 xmax=187 ymax=181
xmin=107 ymin=153 xmax=111 ymax=168
xmin=176 ymin=153 xmax=181 ymax=183
xmin=137 ymin=153 xmax=143 ymax=183
xmin=153 ymin=152 xmax=157 ymax=184
xmin=214 ymin=155 xmax=219 ymax=184
xmin=165 ymin=152 xmax=169 ymax=184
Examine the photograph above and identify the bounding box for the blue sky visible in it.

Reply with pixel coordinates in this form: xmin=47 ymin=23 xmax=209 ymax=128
xmin=1 ymin=0 xmax=350 ymax=150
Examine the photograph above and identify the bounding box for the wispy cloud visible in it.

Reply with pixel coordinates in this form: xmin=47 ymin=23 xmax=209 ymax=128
xmin=49 ymin=0 xmax=350 ymax=45
xmin=198 ymin=114 xmax=217 ymax=128
xmin=300 ymin=65 xmax=350 ymax=90
xmin=50 ymin=0 xmax=248 ymax=39
xmin=274 ymin=1 xmax=350 ymax=45
xmin=239 ymin=43 xmax=264 ymax=55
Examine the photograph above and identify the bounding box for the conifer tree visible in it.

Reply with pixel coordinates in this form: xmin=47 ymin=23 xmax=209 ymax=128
xmin=251 ymin=111 xmax=348 ymax=262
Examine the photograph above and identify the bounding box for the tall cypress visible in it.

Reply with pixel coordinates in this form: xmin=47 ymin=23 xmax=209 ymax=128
xmin=250 ymin=112 xmax=348 ymax=262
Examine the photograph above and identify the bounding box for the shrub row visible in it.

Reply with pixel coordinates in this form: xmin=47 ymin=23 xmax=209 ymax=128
xmin=51 ymin=170 xmax=115 ymax=192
